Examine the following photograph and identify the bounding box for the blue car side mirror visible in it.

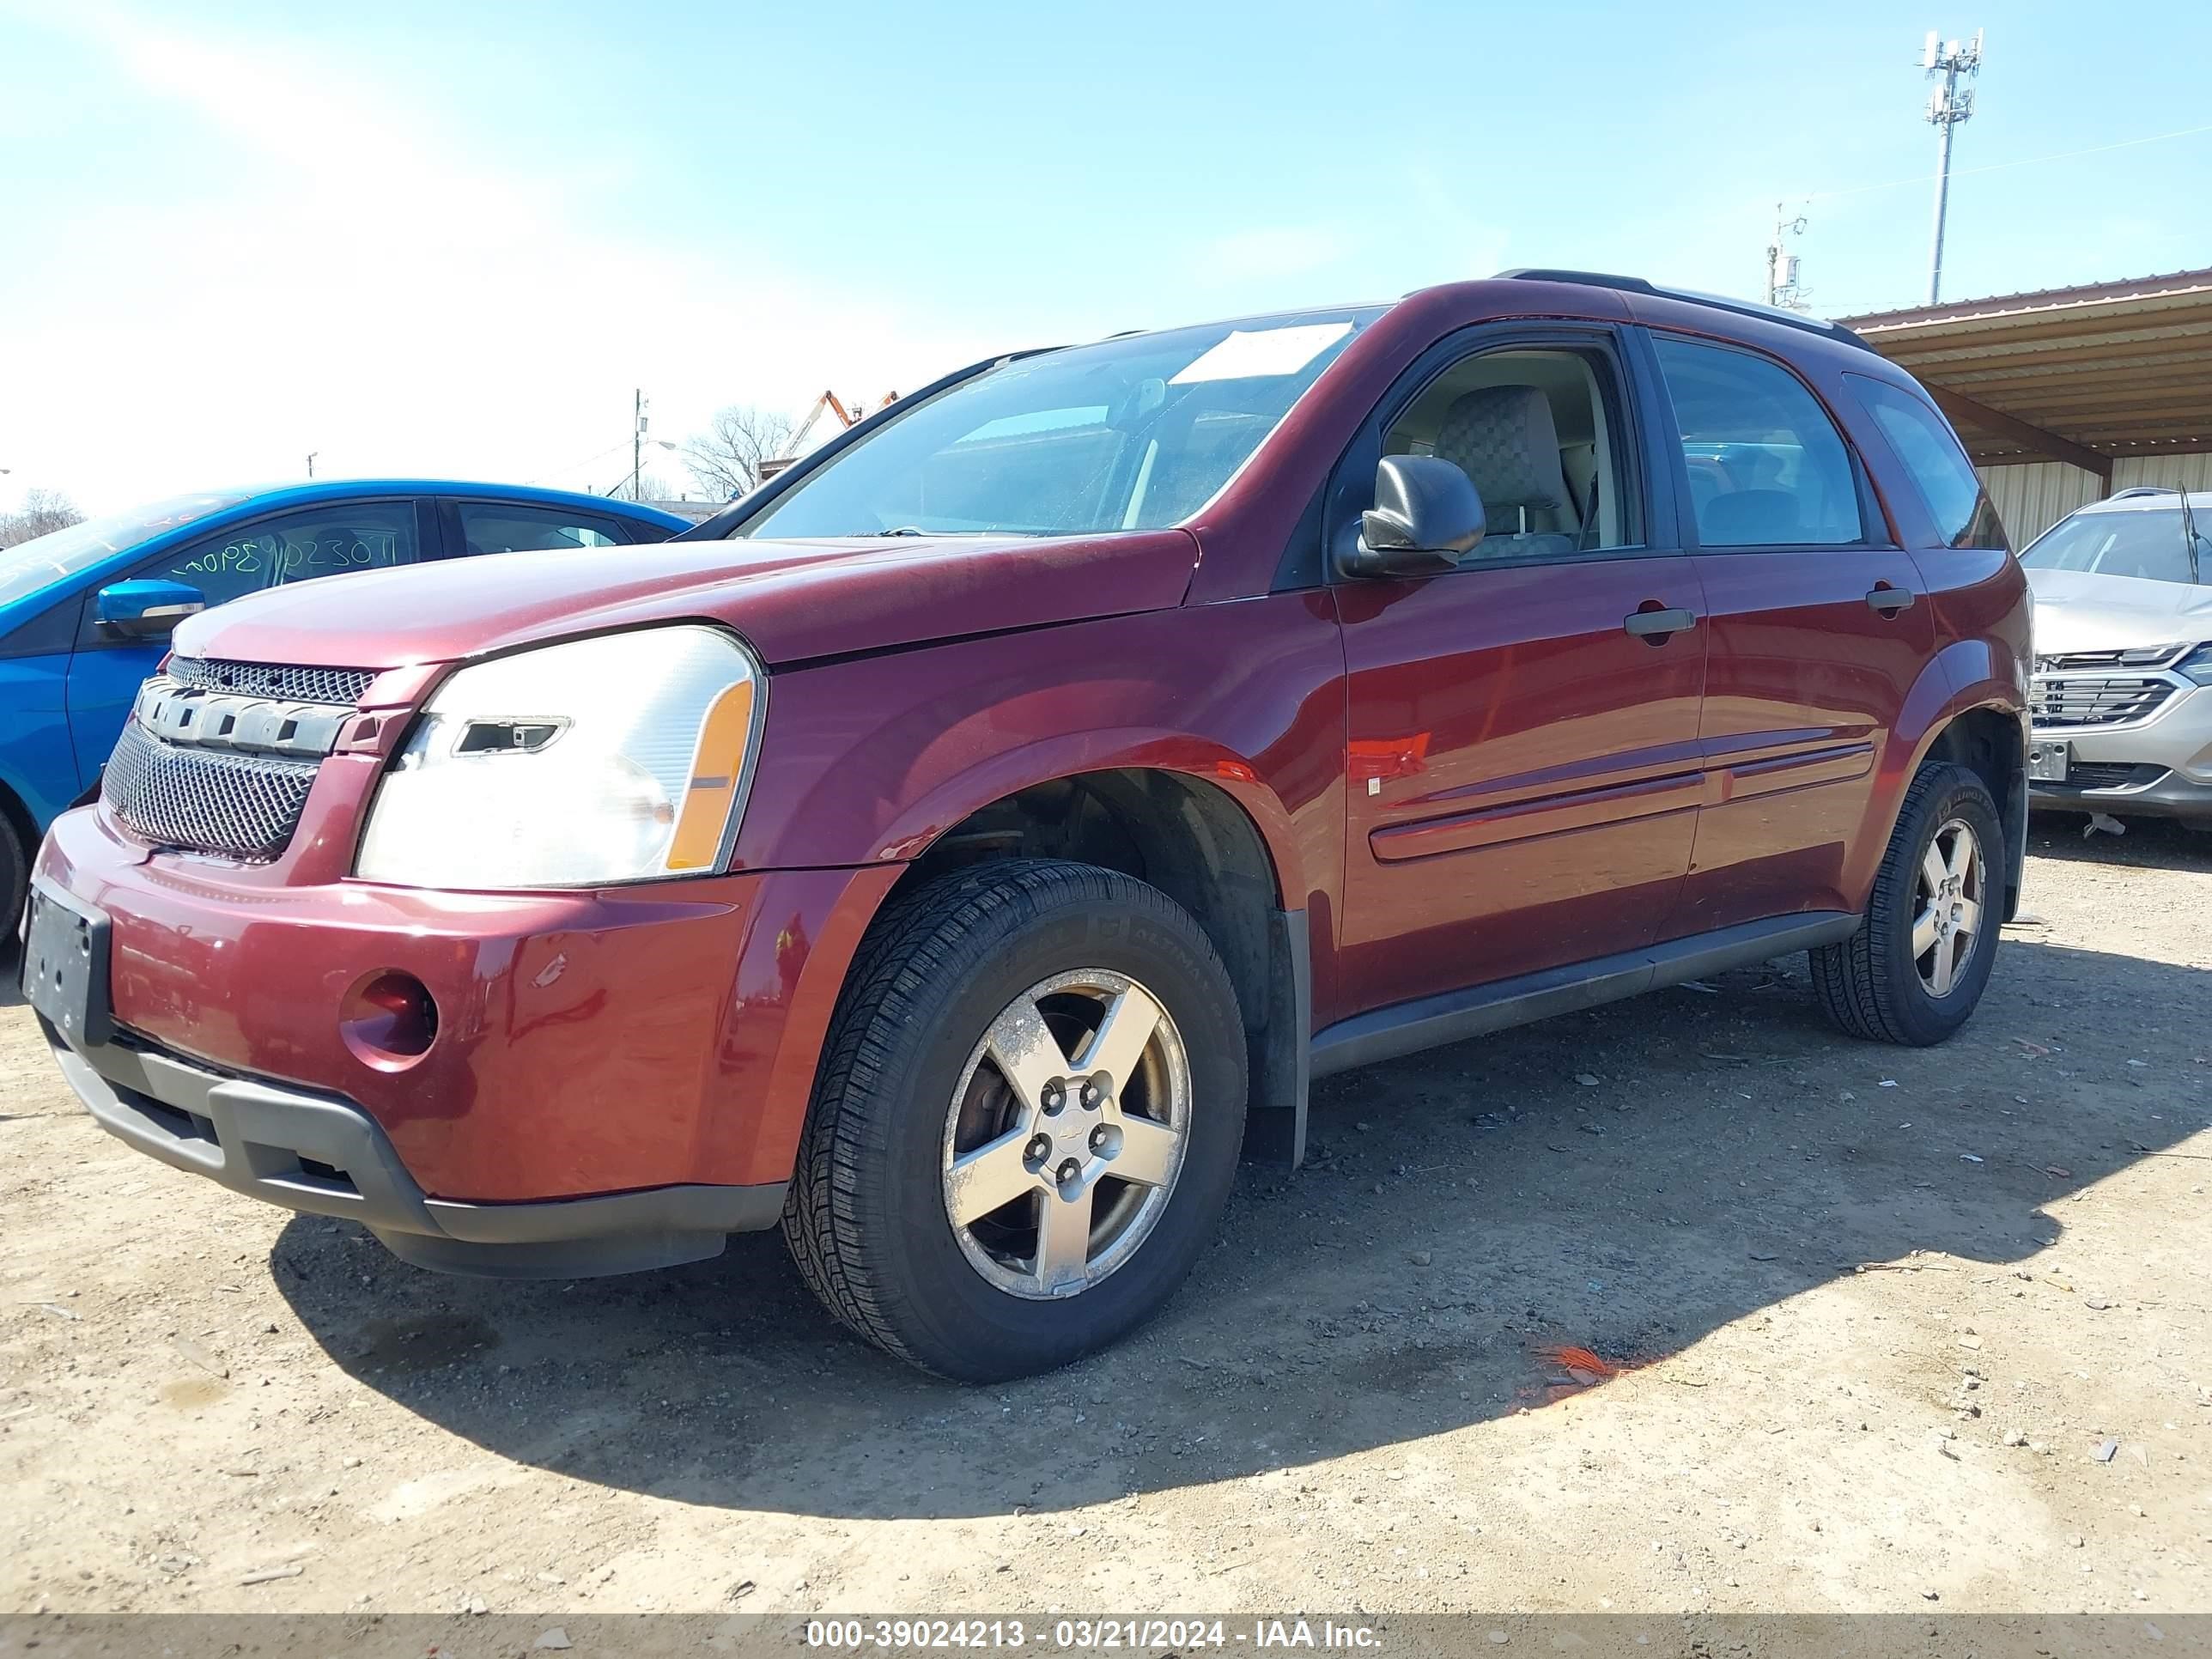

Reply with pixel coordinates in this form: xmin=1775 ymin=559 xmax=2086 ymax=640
xmin=94 ymin=579 xmax=207 ymax=641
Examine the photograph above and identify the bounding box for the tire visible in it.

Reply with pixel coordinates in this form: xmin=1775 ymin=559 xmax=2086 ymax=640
xmin=1811 ymin=762 xmax=2005 ymax=1046
xmin=781 ymin=859 xmax=1248 ymax=1381
xmin=0 ymin=809 xmax=24 ymax=947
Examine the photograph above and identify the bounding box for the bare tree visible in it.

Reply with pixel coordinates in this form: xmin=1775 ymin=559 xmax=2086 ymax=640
xmin=606 ymin=469 xmax=680 ymax=504
xmin=682 ymin=405 xmax=796 ymax=501
xmin=0 ymin=488 xmax=85 ymax=549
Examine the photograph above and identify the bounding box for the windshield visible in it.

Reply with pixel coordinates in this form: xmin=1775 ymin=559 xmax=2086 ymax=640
xmin=2021 ymin=506 xmax=2209 ymax=586
xmin=0 ymin=489 xmax=252 ymax=610
xmin=738 ymin=311 xmax=1381 ymax=540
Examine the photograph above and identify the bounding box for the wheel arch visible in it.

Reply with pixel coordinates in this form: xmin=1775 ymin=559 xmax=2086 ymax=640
xmin=876 ymin=761 xmax=1312 ymax=1164
xmin=1901 ymin=677 xmax=2029 ymax=923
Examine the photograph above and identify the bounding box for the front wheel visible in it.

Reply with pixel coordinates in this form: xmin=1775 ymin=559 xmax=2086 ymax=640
xmin=1810 ymin=762 xmax=2005 ymax=1046
xmin=781 ymin=860 xmax=1248 ymax=1380
xmin=0 ymin=811 xmax=24 ymax=944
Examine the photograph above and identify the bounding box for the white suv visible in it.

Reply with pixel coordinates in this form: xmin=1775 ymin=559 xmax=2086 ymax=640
xmin=2020 ymin=487 xmax=2212 ymax=828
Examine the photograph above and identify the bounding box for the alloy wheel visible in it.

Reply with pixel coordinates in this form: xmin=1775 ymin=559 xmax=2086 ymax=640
xmin=940 ymin=969 xmax=1191 ymax=1299
xmin=1912 ymin=817 xmax=1984 ymax=998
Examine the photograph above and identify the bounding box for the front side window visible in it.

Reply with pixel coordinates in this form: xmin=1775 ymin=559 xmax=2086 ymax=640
xmin=737 ymin=310 xmax=1381 ymax=541
xmin=1380 ymin=346 xmax=1637 ymax=559
xmin=1653 ymin=336 xmax=1864 ymax=547
xmin=2021 ymin=505 xmax=2209 ymax=586
xmin=1845 ymin=374 xmax=2006 ymax=549
xmin=457 ymin=504 xmax=625 ymax=554
xmin=155 ymin=502 xmax=419 ymax=599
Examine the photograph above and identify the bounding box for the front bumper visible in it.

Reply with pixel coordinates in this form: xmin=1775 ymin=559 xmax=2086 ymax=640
xmin=47 ymin=1023 xmax=784 ymax=1275
xmin=2029 ymin=678 xmax=2212 ymax=821
xmin=33 ymin=799 xmax=899 ymax=1271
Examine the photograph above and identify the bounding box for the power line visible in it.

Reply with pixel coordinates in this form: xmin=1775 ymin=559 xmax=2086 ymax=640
xmin=1800 ymin=118 xmax=2212 ymax=205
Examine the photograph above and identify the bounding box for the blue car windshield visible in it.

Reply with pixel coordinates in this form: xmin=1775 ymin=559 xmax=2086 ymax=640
xmin=0 ymin=489 xmax=252 ymax=610
xmin=737 ymin=310 xmax=1380 ymax=540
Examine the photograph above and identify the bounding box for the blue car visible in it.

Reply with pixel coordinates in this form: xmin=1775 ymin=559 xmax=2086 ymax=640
xmin=0 ymin=479 xmax=686 ymax=926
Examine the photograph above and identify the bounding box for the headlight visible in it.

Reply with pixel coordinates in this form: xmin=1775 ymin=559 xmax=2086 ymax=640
xmin=355 ymin=625 xmax=763 ymax=890
xmin=2179 ymin=642 xmax=2212 ymax=685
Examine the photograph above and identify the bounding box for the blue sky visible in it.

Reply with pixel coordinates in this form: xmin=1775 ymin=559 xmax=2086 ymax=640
xmin=3 ymin=0 xmax=2207 ymax=513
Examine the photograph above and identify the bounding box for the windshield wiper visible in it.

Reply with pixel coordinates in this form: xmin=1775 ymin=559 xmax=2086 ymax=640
xmin=872 ymin=526 xmax=927 ymax=537
xmin=2177 ymin=489 xmax=2205 ymax=586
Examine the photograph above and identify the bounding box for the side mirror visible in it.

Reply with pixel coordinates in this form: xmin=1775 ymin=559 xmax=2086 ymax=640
xmin=94 ymin=579 xmax=207 ymax=641
xmin=1338 ymin=455 xmax=1487 ymax=578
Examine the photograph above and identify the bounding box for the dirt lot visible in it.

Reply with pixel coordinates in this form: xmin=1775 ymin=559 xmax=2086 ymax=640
xmin=3 ymin=822 xmax=2209 ymax=1620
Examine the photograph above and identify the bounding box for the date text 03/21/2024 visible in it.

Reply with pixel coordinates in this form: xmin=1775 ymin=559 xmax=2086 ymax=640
xmin=803 ymin=1619 xmax=1382 ymax=1650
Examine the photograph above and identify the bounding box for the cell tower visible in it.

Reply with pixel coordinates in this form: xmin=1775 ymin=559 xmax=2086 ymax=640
xmin=1765 ymin=204 xmax=1810 ymax=311
xmin=1923 ymin=28 xmax=1984 ymax=306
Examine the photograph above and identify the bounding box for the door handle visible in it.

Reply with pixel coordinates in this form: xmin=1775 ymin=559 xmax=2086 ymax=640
xmin=1865 ymin=584 xmax=1917 ymax=615
xmin=1623 ymin=606 xmax=1698 ymax=640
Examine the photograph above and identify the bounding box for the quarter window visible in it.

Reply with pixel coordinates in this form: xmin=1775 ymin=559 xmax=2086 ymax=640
xmin=1844 ymin=374 xmax=2006 ymax=549
xmin=1653 ymin=337 xmax=1864 ymax=547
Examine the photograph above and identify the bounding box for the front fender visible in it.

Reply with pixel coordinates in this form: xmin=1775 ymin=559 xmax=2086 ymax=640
xmin=865 ymin=726 xmax=1308 ymax=902
xmin=732 ymin=597 xmax=1349 ymax=919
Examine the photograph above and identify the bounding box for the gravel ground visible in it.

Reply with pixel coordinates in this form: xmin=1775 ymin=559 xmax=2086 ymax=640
xmin=3 ymin=821 xmax=2209 ymax=1619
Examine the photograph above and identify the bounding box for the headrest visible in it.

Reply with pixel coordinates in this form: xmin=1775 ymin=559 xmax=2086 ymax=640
xmin=1431 ymin=386 xmax=1572 ymax=515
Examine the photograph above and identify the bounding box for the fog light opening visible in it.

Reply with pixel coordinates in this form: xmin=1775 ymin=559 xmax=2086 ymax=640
xmin=340 ymin=971 xmax=440 ymax=1069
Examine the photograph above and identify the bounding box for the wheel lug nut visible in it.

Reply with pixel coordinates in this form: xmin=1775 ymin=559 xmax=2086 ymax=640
xmin=1089 ymin=1127 xmax=1107 ymax=1151
xmin=1027 ymin=1135 xmax=1050 ymax=1162
xmin=1057 ymin=1158 xmax=1080 ymax=1187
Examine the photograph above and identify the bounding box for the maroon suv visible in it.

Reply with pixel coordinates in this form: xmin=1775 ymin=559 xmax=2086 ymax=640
xmin=24 ymin=272 xmax=2030 ymax=1380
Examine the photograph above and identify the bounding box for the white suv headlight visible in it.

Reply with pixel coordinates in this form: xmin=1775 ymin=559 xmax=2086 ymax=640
xmin=2179 ymin=642 xmax=2212 ymax=686
xmin=355 ymin=625 xmax=763 ymax=890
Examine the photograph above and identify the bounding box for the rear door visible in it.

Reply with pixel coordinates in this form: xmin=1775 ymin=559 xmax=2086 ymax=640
xmin=1334 ymin=324 xmax=1707 ymax=1017
xmin=1645 ymin=332 xmax=1936 ymax=934
xmin=65 ymin=499 xmax=428 ymax=786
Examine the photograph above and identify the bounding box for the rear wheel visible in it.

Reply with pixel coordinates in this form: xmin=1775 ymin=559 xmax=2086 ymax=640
xmin=781 ymin=859 xmax=1247 ymax=1380
xmin=1811 ymin=762 xmax=2004 ymax=1046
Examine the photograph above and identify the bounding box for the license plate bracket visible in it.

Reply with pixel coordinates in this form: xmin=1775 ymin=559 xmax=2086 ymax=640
xmin=21 ymin=878 xmax=113 ymax=1048
xmin=2027 ymin=740 xmax=2070 ymax=783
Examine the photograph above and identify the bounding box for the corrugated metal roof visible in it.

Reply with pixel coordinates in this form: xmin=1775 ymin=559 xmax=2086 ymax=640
xmin=1840 ymin=269 xmax=2212 ymax=467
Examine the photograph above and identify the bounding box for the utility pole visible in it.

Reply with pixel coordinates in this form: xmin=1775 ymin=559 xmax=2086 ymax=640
xmin=1922 ymin=27 xmax=1983 ymax=305
xmin=305 ymin=451 xmax=318 ymax=478
xmin=1765 ymin=204 xmax=1809 ymax=310
xmin=630 ymin=389 xmax=646 ymax=501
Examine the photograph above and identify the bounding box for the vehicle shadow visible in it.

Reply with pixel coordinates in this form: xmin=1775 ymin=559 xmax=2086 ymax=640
xmin=2027 ymin=811 xmax=2212 ymax=872
xmin=272 ymin=934 xmax=2211 ymax=1520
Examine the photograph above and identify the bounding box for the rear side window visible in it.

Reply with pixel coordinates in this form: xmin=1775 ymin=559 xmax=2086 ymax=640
xmin=1844 ymin=374 xmax=2007 ymax=549
xmin=458 ymin=504 xmax=627 ymax=554
xmin=1652 ymin=336 xmax=1863 ymax=547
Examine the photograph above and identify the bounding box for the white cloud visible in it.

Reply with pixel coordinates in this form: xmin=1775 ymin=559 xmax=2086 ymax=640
xmin=0 ymin=7 xmax=1000 ymax=511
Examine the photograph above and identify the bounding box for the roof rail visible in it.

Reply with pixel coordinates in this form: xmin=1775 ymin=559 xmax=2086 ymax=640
xmin=1492 ymin=269 xmax=1881 ymax=355
xmin=2108 ymin=485 xmax=2179 ymax=500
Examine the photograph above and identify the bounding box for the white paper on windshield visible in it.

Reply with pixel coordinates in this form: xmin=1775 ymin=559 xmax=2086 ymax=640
xmin=1169 ymin=321 xmax=1352 ymax=385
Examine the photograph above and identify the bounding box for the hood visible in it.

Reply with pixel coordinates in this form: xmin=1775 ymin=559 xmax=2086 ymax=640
xmin=2025 ymin=567 xmax=2212 ymax=659
xmin=171 ymin=530 xmax=1200 ymax=673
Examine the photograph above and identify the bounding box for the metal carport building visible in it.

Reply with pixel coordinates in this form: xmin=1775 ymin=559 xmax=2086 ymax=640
xmin=1842 ymin=268 xmax=2212 ymax=545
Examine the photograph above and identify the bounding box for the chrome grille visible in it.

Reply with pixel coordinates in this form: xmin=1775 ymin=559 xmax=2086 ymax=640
xmin=102 ymin=721 xmax=321 ymax=861
xmin=2036 ymin=644 xmax=2184 ymax=672
xmin=166 ymin=656 xmax=376 ymax=707
xmin=2031 ymin=675 xmax=2175 ymax=729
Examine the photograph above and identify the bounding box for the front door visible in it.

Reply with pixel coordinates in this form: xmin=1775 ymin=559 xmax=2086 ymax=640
xmin=1333 ymin=331 xmax=1707 ymax=1019
xmin=1644 ymin=332 xmax=1936 ymax=933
